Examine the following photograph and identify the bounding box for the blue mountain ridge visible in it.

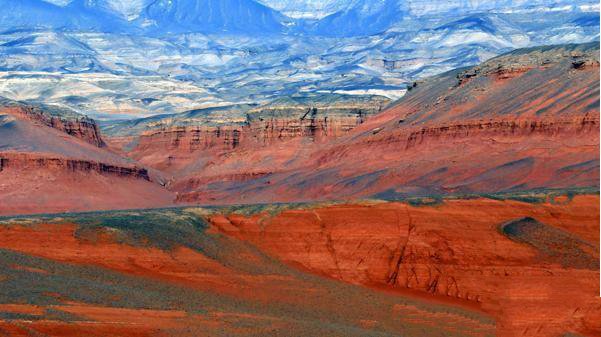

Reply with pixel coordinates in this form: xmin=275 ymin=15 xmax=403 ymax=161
xmin=2 ymin=0 xmax=599 ymax=36
xmin=140 ymin=0 xmax=287 ymax=34
xmin=0 ymin=0 xmax=130 ymax=33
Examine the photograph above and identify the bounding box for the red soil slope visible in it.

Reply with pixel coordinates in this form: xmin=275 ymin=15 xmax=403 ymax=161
xmin=167 ymin=43 xmax=600 ymax=204
xmin=0 ymin=196 xmax=596 ymax=336
xmin=0 ymin=103 xmax=174 ymax=216
xmin=0 ymin=208 xmax=495 ymax=337
xmin=208 ymin=195 xmax=600 ymax=337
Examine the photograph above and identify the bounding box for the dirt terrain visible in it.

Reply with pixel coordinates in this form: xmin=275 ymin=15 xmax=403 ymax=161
xmin=98 ymin=43 xmax=601 ymax=205
xmin=0 ymin=43 xmax=599 ymax=337
xmin=1 ymin=43 xmax=598 ymax=214
xmin=0 ymin=194 xmax=598 ymax=336
xmin=0 ymin=203 xmax=497 ymax=337
xmin=0 ymin=99 xmax=174 ymax=215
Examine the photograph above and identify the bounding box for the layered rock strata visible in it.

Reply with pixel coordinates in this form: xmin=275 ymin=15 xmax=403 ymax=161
xmin=0 ymin=152 xmax=149 ymax=180
xmin=0 ymin=99 xmax=105 ymax=147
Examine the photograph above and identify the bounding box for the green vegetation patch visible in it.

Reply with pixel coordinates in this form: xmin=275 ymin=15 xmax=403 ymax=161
xmin=372 ymin=187 xmax=599 ymax=205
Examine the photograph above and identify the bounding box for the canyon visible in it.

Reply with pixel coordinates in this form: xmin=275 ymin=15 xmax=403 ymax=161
xmin=106 ymin=42 xmax=599 ymax=205
xmin=0 ymin=41 xmax=599 ymax=337
xmin=1 ymin=43 xmax=598 ymax=212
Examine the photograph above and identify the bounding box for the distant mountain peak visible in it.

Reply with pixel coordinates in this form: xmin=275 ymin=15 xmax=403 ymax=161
xmin=43 ymin=0 xmax=150 ymax=20
xmin=140 ymin=0 xmax=286 ymax=34
xmin=0 ymin=0 xmax=129 ymax=32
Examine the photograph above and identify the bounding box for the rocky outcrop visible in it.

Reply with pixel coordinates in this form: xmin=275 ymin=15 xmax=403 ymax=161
xmin=207 ymin=196 xmax=601 ymax=337
xmin=0 ymin=152 xmax=149 ymax=180
xmin=361 ymin=116 xmax=600 ymax=150
xmin=110 ymin=94 xmax=390 ymax=155
xmin=136 ymin=125 xmax=244 ymax=153
xmin=456 ymin=42 xmax=600 ymax=86
xmin=0 ymin=100 xmax=105 ymax=147
xmin=245 ymin=94 xmax=389 ymax=143
xmin=123 ymin=94 xmax=391 ymax=173
xmin=134 ymin=115 xmax=369 ymax=155
xmin=46 ymin=116 xmax=105 ymax=148
xmin=247 ymin=112 xmax=369 ymax=143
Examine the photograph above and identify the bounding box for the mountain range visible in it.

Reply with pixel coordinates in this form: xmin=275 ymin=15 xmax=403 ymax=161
xmin=11 ymin=0 xmax=599 ymax=36
xmin=0 ymin=0 xmax=597 ymax=120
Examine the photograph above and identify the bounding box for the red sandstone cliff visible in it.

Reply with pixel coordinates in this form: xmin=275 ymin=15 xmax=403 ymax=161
xmin=0 ymin=152 xmax=150 ymax=180
xmin=0 ymin=100 xmax=174 ymax=215
xmin=168 ymin=43 xmax=600 ymax=204
xmin=0 ymin=102 xmax=105 ymax=147
xmin=117 ymin=95 xmax=388 ymax=174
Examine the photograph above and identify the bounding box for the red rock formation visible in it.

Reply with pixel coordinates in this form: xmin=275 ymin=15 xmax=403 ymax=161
xmin=0 ymin=102 xmax=174 ymax=215
xmin=173 ymin=114 xmax=599 ymax=203
xmin=343 ymin=115 xmax=598 ymax=153
xmin=0 ymin=44 xmax=597 ymax=337
xmin=0 ymin=152 xmax=150 ymax=180
xmin=207 ymin=195 xmax=601 ymax=337
xmin=246 ymin=113 xmax=369 ymax=143
xmin=129 ymin=112 xmax=376 ymax=173
xmin=169 ymin=44 xmax=600 ymax=204
xmin=136 ymin=125 xmax=243 ymax=153
xmin=0 ymin=211 xmax=496 ymax=337
xmin=1 ymin=105 xmax=105 ymax=147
